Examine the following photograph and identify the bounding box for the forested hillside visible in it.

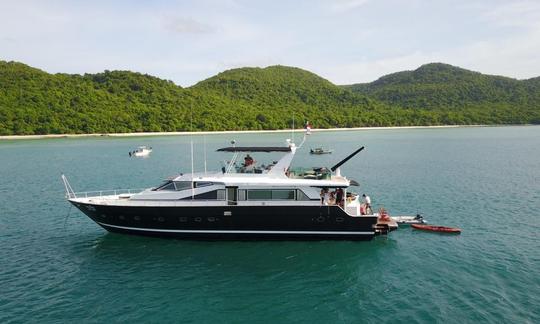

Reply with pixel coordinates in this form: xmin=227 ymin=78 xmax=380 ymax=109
xmin=190 ymin=66 xmax=387 ymax=129
xmin=0 ymin=61 xmax=538 ymax=135
xmin=344 ymin=63 xmax=540 ymax=124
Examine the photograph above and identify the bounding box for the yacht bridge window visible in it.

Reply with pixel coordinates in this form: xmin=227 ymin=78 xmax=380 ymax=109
xmin=154 ymin=181 xmax=200 ymax=191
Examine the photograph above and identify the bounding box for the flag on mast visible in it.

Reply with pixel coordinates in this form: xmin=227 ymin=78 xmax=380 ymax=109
xmin=305 ymin=121 xmax=312 ymax=135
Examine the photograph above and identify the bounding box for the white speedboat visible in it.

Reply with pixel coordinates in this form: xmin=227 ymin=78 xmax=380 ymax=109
xmin=63 ymin=139 xmax=397 ymax=240
xmin=310 ymin=147 xmax=333 ymax=155
xmin=131 ymin=146 xmax=152 ymax=157
xmin=390 ymin=214 xmax=426 ymax=225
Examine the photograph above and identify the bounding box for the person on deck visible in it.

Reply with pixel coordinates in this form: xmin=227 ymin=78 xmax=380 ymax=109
xmin=324 ymin=189 xmax=331 ymax=206
xmin=329 ymin=191 xmax=336 ymax=205
xmin=362 ymin=194 xmax=372 ymax=214
xmin=336 ymin=188 xmax=344 ymax=207
xmin=244 ymin=154 xmax=254 ymax=167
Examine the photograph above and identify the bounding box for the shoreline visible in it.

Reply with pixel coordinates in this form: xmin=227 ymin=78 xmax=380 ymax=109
xmin=0 ymin=124 xmax=513 ymax=140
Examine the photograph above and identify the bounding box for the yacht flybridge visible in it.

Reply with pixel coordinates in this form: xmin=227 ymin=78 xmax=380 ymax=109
xmin=63 ymin=139 xmax=397 ymax=240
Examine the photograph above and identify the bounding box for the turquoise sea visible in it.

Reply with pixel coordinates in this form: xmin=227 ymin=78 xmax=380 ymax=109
xmin=1 ymin=126 xmax=539 ymax=323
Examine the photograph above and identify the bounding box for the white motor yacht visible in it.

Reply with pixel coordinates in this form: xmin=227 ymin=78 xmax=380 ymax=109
xmin=63 ymin=139 xmax=397 ymax=240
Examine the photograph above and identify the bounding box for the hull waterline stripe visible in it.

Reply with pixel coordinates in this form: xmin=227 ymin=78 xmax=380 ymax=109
xmin=97 ymin=222 xmax=373 ymax=235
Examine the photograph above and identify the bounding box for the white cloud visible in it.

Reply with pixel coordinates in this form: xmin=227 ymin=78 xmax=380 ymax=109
xmin=329 ymin=0 xmax=371 ymax=13
xmin=480 ymin=0 xmax=540 ymax=28
xmin=1 ymin=0 xmax=540 ymax=86
xmin=164 ymin=16 xmax=215 ymax=34
xmin=312 ymin=51 xmax=438 ymax=85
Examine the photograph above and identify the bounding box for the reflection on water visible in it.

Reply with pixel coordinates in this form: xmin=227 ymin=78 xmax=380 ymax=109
xmin=84 ymin=232 xmax=397 ymax=273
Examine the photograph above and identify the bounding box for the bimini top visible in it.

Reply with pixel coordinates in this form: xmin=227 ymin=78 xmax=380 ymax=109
xmin=217 ymin=146 xmax=292 ymax=152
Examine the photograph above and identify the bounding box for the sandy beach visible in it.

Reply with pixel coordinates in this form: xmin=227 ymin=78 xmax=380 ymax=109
xmin=0 ymin=125 xmax=481 ymax=140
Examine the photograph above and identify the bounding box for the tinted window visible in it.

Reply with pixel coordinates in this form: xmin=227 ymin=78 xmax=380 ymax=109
xmin=216 ymin=189 xmax=225 ymax=200
xmin=157 ymin=181 xmax=176 ymax=191
xmin=181 ymin=189 xmax=226 ymax=200
xmin=296 ymin=189 xmax=311 ymax=201
xmin=174 ymin=181 xmax=192 ymax=191
xmin=195 ymin=182 xmax=213 ymax=188
xmin=272 ymin=190 xmax=295 ymax=200
xmin=247 ymin=189 xmax=295 ymax=200
xmin=248 ymin=190 xmax=272 ymax=200
xmin=238 ymin=190 xmax=247 ymax=201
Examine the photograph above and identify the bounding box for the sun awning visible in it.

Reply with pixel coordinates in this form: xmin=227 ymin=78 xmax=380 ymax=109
xmin=349 ymin=179 xmax=360 ymax=186
xmin=217 ymin=147 xmax=292 ymax=152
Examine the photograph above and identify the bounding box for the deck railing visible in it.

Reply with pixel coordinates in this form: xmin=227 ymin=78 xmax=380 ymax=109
xmin=66 ymin=188 xmax=147 ymax=199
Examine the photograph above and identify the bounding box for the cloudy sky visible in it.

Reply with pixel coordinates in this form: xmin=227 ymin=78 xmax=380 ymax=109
xmin=2 ymin=0 xmax=540 ymax=86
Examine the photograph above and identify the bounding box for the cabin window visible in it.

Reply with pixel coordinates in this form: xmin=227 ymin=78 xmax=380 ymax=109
xmin=248 ymin=190 xmax=272 ymax=200
xmin=180 ymin=189 xmax=226 ymax=200
xmin=195 ymin=182 xmax=213 ymax=188
xmin=238 ymin=190 xmax=247 ymax=201
xmin=195 ymin=190 xmax=218 ymax=200
xmin=155 ymin=181 xmax=197 ymax=191
xmin=296 ymin=189 xmax=311 ymax=201
xmin=272 ymin=190 xmax=295 ymax=200
xmin=174 ymin=181 xmax=193 ymax=191
xmin=155 ymin=180 xmax=175 ymax=191
xmin=217 ymin=189 xmax=225 ymax=200
xmin=247 ymin=189 xmax=296 ymax=200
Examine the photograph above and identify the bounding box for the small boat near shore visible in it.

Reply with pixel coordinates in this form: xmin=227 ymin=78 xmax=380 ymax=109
xmin=411 ymin=224 xmax=461 ymax=233
xmin=310 ymin=147 xmax=333 ymax=155
xmin=390 ymin=214 xmax=426 ymax=225
xmin=130 ymin=146 xmax=152 ymax=157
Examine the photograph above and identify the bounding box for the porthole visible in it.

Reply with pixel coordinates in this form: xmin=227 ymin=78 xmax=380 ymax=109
xmin=316 ymin=216 xmax=325 ymax=223
xmin=158 ymin=217 xmax=165 ymax=222
xmin=134 ymin=216 xmax=141 ymax=221
xmin=100 ymin=214 xmax=106 ymax=218
xmin=119 ymin=215 xmax=125 ymax=220
xmin=336 ymin=217 xmax=344 ymax=223
xmin=208 ymin=217 xmax=215 ymax=222
xmin=179 ymin=217 xmax=187 ymax=222
xmin=194 ymin=217 xmax=202 ymax=222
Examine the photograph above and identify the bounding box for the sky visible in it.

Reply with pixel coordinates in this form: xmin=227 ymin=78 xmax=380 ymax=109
xmin=1 ymin=0 xmax=540 ymax=86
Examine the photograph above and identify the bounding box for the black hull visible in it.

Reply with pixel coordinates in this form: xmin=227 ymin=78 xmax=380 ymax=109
xmin=70 ymin=201 xmax=379 ymax=241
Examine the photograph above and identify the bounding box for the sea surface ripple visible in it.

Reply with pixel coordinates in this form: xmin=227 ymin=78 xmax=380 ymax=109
xmin=0 ymin=126 xmax=539 ymax=323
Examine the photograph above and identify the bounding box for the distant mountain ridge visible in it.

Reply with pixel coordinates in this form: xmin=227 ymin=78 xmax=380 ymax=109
xmin=343 ymin=63 xmax=540 ymax=110
xmin=0 ymin=60 xmax=538 ymax=135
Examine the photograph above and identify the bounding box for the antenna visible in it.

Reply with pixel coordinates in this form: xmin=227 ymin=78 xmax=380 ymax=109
xmin=203 ymin=134 xmax=207 ymax=175
xmin=190 ymin=103 xmax=194 ymax=200
xmin=292 ymin=114 xmax=295 ymax=144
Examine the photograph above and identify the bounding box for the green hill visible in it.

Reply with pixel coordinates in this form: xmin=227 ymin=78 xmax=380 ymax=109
xmin=0 ymin=61 xmax=194 ymax=134
xmin=190 ymin=66 xmax=385 ymax=129
xmin=0 ymin=60 xmax=538 ymax=135
xmin=343 ymin=63 xmax=540 ymax=124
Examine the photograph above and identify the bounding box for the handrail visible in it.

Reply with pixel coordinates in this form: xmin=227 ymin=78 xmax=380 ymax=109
xmin=67 ymin=188 xmax=147 ymax=199
xmin=61 ymin=174 xmax=76 ymax=199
